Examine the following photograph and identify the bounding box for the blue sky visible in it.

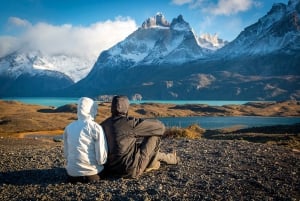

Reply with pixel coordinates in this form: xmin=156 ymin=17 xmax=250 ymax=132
xmin=0 ymin=0 xmax=284 ymax=58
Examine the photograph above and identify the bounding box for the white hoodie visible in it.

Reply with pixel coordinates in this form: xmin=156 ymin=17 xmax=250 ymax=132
xmin=63 ymin=97 xmax=107 ymax=177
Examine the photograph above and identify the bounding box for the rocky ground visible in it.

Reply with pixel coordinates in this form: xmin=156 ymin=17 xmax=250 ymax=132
xmin=0 ymin=137 xmax=299 ymax=201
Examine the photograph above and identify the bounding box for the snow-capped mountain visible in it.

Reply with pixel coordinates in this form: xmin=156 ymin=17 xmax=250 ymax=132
xmin=0 ymin=51 xmax=85 ymax=97
xmin=67 ymin=2 xmax=299 ymax=100
xmin=197 ymin=33 xmax=228 ymax=50
xmin=217 ymin=0 xmax=300 ymax=57
xmin=92 ymin=13 xmax=210 ymax=71
xmin=0 ymin=50 xmax=95 ymax=82
xmin=66 ymin=13 xmax=214 ymax=96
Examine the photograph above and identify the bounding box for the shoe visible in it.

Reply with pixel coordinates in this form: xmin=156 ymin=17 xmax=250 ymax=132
xmin=158 ymin=151 xmax=179 ymax=165
xmin=145 ymin=161 xmax=160 ymax=172
xmin=173 ymin=150 xmax=180 ymax=164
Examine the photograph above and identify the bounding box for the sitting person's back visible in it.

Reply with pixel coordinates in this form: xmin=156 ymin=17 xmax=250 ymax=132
xmin=63 ymin=97 xmax=107 ymax=183
xmin=101 ymin=95 xmax=179 ymax=178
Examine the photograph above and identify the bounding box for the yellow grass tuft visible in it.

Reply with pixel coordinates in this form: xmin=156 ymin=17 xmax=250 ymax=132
xmin=164 ymin=124 xmax=205 ymax=139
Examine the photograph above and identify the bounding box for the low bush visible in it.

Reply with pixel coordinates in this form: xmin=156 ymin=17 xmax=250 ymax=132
xmin=164 ymin=124 xmax=205 ymax=139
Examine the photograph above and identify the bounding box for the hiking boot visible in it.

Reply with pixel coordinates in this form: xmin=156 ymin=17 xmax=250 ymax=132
xmin=145 ymin=161 xmax=161 ymax=172
xmin=158 ymin=151 xmax=180 ymax=165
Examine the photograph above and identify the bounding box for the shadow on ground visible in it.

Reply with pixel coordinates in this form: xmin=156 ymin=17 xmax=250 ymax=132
xmin=0 ymin=168 xmax=68 ymax=185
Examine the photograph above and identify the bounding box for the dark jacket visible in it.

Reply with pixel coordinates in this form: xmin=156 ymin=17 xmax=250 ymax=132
xmin=101 ymin=96 xmax=165 ymax=177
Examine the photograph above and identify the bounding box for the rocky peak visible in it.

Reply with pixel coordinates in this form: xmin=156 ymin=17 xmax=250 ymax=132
xmin=170 ymin=15 xmax=191 ymax=31
xmin=268 ymin=3 xmax=286 ymax=15
xmin=197 ymin=33 xmax=228 ymax=50
xmin=141 ymin=12 xmax=170 ymax=29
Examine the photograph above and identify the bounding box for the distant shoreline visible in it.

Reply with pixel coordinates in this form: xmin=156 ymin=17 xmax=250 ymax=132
xmin=0 ymin=100 xmax=299 ymax=137
xmin=0 ymin=97 xmax=271 ymax=107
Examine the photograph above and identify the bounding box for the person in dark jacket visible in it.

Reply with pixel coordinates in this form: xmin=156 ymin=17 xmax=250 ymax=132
xmin=101 ymin=95 xmax=179 ymax=178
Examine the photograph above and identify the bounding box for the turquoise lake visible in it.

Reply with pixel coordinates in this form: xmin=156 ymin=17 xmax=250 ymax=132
xmin=1 ymin=97 xmax=299 ymax=129
xmin=158 ymin=116 xmax=300 ymax=129
xmin=1 ymin=97 xmax=253 ymax=107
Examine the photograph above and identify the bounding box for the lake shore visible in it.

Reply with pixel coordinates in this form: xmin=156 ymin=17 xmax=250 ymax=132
xmin=0 ymin=100 xmax=299 ymax=200
xmin=0 ymin=99 xmax=299 ymax=136
xmin=0 ymin=99 xmax=299 ymax=149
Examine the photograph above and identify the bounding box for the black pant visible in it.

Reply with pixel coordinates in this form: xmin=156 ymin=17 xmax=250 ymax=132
xmin=67 ymin=173 xmax=101 ymax=183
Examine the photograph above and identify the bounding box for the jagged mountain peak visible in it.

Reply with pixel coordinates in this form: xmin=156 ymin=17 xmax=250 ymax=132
xmin=269 ymin=2 xmax=286 ymax=13
xmin=197 ymin=33 xmax=228 ymax=50
xmin=140 ymin=13 xmax=192 ymax=32
xmin=170 ymin=14 xmax=191 ymax=31
xmin=93 ymin=13 xmax=210 ymax=68
xmin=171 ymin=14 xmax=184 ymax=24
xmin=141 ymin=12 xmax=170 ymax=29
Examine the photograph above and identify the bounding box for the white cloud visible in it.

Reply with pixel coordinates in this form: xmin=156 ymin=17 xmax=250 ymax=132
xmin=172 ymin=0 xmax=260 ymax=41
xmin=172 ymin=0 xmax=260 ymax=16
xmin=198 ymin=16 xmax=213 ymax=34
xmin=0 ymin=17 xmax=138 ymax=58
xmin=171 ymin=0 xmax=194 ymax=5
xmin=197 ymin=14 xmax=244 ymax=41
xmin=8 ymin=17 xmax=32 ymax=27
xmin=207 ymin=0 xmax=255 ymax=16
xmin=217 ymin=18 xmax=243 ymax=40
xmin=0 ymin=36 xmax=21 ymax=57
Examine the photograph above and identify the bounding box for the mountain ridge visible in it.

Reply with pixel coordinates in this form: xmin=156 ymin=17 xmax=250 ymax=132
xmin=0 ymin=0 xmax=299 ymax=100
xmin=217 ymin=0 xmax=300 ymax=57
xmin=66 ymin=0 xmax=299 ymax=100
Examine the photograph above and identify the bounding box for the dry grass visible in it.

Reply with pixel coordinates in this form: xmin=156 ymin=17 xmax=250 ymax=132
xmin=164 ymin=124 xmax=206 ymax=139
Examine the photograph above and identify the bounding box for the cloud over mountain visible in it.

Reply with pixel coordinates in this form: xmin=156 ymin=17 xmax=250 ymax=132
xmin=206 ymin=0 xmax=261 ymax=16
xmin=172 ymin=0 xmax=261 ymax=15
xmin=0 ymin=17 xmax=138 ymax=58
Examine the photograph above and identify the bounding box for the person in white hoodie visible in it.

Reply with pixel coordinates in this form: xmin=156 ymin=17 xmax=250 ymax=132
xmin=63 ymin=97 xmax=108 ymax=183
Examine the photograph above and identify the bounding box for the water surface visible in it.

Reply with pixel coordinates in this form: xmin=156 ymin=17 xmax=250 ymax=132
xmin=158 ymin=116 xmax=300 ymax=129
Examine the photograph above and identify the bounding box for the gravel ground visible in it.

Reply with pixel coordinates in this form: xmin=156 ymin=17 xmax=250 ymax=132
xmin=0 ymin=137 xmax=299 ymax=201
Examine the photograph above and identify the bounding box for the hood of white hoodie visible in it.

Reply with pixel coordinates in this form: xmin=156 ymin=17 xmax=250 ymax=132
xmin=77 ymin=97 xmax=98 ymax=120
